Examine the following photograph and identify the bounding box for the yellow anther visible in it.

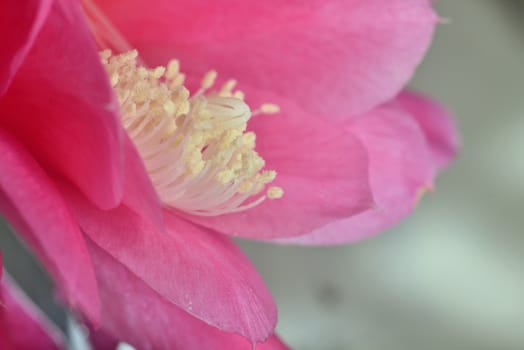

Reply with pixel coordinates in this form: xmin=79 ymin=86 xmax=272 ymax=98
xmin=260 ymin=170 xmax=276 ymax=183
xmin=242 ymin=132 xmax=256 ymax=148
xmin=170 ymin=73 xmax=185 ymax=89
xmin=101 ymin=50 xmax=282 ymax=216
xmin=163 ymin=100 xmax=177 ymax=116
xmin=233 ymin=90 xmax=245 ymax=100
xmin=260 ymin=103 xmax=280 ymax=114
xmin=152 ymin=66 xmax=166 ymax=79
xmin=166 ymin=60 xmax=180 ymax=79
xmin=220 ymin=79 xmax=237 ymax=96
xmin=216 ymin=169 xmax=235 ymax=184
xmin=201 ymin=70 xmax=218 ymax=90
xmin=267 ymin=186 xmax=284 ymax=199
xmin=238 ymin=180 xmax=254 ymax=193
xmin=127 ymin=50 xmax=139 ymax=60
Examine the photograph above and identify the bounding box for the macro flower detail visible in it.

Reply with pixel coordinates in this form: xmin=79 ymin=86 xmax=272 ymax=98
xmin=102 ymin=50 xmax=283 ymax=216
xmin=0 ymin=0 xmax=459 ymax=349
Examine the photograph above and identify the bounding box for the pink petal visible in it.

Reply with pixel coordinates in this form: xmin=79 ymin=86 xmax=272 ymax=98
xmin=63 ymin=187 xmax=276 ymax=342
xmin=94 ymin=0 xmax=437 ymax=118
xmin=0 ymin=311 xmax=9 ymax=349
xmin=0 ymin=0 xmax=124 ymax=210
xmin=121 ymin=136 xmax=164 ymax=229
xmin=279 ymin=102 xmax=436 ymax=244
xmin=1 ymin=275 xmax=65 ymax=350
xmin=257 ymin=335 xmax=290 ymax=350
xmin=0 ymin=129 xmax=100 ymax=322
xmin=86 ymin=239 xmax=287 ymax=349
xmin=395 ymin=90 xmax=460 ymax=169
xmin=0 ymin=0 xmax=52 ymax=95
xmin=184 ymin=95 xmax=373 ymax=239
xmin=85 ymin=327 xmax=120 ymax=350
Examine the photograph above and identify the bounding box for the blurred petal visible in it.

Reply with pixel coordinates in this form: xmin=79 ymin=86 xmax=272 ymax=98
xmin=64 ymin=187 xmax=276 ymax=342
xmin=395 ymin=90 xmax=460 ymax=169
xmin=0 ymin=129 xmax=100 ymax=322
xmin=279 ymin=103 xmax=436 ymax=244
xmin=0 ymin=0 xmax=123 ymax=210
xmin=185 ymin=95 xmax=372 ymax=239
xmin=0 ymin=0 xmax=51 ymax=95
xmin=1 ymin=275 xmax=65 ymax=350
xmin=87 ymin=239 xmax=287 ymax=349
xmin=0 ymin=308 xmax=9 ymax=348
xmin=94 ymin=0 xmax=437 ymax=118
xmin=85 ymin=325 xmax=120 ymax=350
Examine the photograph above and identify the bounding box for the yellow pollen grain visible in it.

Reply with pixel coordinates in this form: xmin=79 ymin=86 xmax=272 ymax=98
xmin=201 ymin=70 xmax=218 ymax=90
xmin=167 ymin=59 xmax=179 ymax=74
xmin=163 ymin=100 xmax=177 ymax=116
xmin=260 ymin=103 xmax=280 ymax=114
xmin=153 ymin=66 xmax=166 ymax=79
xmin=242 ymin=132 xmax=256 ymax=148
xmin=220 ymin=79 xmax=237 ymax=95
xmin=267 ymin=186 xmax=284 ymax=199
xmin=233 ymin=91 xmax=245 ymax=100
xmin=260 ymin=170 xmax=276 ymax=183
xmin=170 ymin=73 xmax=185 ymax=89
xmin=216 ymin=169 xmax=236 ymax=184
xmin=100 ymin=49 xmax=283 ymax=216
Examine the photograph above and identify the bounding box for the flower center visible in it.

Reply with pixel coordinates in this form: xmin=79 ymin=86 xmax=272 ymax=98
xmin=101 ymin=50 xmax=283 ymax=216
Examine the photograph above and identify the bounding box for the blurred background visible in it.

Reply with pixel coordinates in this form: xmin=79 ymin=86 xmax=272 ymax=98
xmin=1 ymin=1 xmax=523 ymax=349
xmin=240 ymin=1 xmax=524 ymax=349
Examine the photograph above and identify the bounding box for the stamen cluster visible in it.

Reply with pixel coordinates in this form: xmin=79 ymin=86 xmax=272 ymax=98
xmin=101 ymin=50 xmax=283 ymax=216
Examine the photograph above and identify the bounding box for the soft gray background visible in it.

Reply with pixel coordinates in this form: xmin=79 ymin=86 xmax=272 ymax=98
xmin=240 ymin=1 xmax=524 ymax=349
xmin=1 ymin=1 xmax=523 ymax=350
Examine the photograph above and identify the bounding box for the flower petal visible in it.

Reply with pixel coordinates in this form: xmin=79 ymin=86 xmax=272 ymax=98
xmin=0 ymin=0 xmax=124 ymax=210
xmin=63 ymin=187 xmax=276 ymax=342
xmin=0 ymin=129 xmax=100 ymax=322
xmin=279 ymin=102 xmax=437 ymax=244
xmin=0 ymin=0 xmax=52 ymax=95
xmin=395 ymin=90 xmax=460 ymax=170
xmin=121 ymin=136 xmax=164 ymax=229
xmin=184 ymin=95 xmax=373 ymax=239
xmin=86 ymin=238 xmax=287 ymax=349
xmin=94 ymin=0 xmax=437 ymax=118
xmin=85 ymin=326 xmax=120 ymax=350
xmin=1 ymin=275 xmax=65 ymax=350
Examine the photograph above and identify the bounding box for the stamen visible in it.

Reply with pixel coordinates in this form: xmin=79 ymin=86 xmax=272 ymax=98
xmin=101 ymin=50 xmax=283 ymax=216
xmin=220 ymin=80 xmax=237 ymax=96
xmin=252 ymin=103 xmax=280 ymax=117
xmin=201 ymin=70 xmax=218 ymax=90
xmin=260 ymin=103 xmax=281 ymax=114
xmin=267 ymin=186 xmax=284 ymax=199
xmin=233 ymin=91 xmax=245 ymax=100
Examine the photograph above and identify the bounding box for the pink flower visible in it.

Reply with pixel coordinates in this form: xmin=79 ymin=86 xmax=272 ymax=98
xmin=0 ymin=0 xmax=458 ymax=349
xmin=0 ymin=260 xmax=65 ymax=350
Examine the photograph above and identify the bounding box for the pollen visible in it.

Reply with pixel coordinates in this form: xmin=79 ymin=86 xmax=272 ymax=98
xmin=260 ymin=103 xmax=280 ymax=114
xmin=100 ymin=50 xmax=283 ymax=216
xmin=267 ymin=186 xmax=284 ymax=199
